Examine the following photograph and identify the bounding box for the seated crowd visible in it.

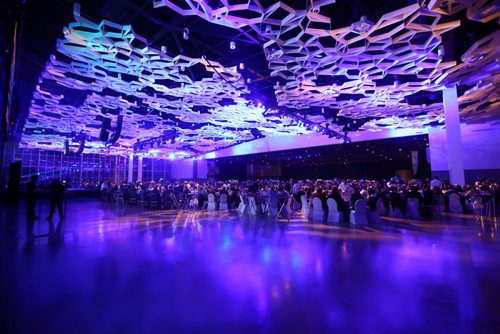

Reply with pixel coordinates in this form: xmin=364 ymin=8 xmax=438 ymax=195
xmin=97 ymin=176 xmax=499 ymax=222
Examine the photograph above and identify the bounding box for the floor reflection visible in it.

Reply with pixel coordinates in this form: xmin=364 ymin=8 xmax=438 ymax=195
xmin=1 ymin=199 xmax=499 ymax=333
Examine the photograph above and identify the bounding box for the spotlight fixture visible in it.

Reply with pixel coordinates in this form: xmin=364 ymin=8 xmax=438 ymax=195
xmin=161 ymin=45 xmax=167 ymax=53
xmin=265 ymin=24 xmax=272 ymax=34
xmin=182 ymin=28 xmax=189 ymax=40
xmin=229 ymin=41 xmax=236 ymax=50
xmin=239 ymin=62 xmax=245 ymax=70
xmin=350 ymin=16 xmax=374 ymax=34
xmin=63 ymin=27 xmax=71 ymax=36
xmin=133 ymin=129 xmax=177 ymax=151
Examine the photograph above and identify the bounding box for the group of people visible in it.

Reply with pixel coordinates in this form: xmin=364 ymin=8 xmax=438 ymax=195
xmin=26 ymin=175 xmax=67 ymax=221
xmin=96 ymin=176 xmax=499 ymax=220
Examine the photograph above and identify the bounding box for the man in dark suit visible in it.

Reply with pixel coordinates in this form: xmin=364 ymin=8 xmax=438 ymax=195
xmin=46 ymin=178 xmax=65 ymax=220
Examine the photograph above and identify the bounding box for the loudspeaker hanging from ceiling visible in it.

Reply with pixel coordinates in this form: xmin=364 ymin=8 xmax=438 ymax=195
xmin=64 ymin=135 xmax=86 ymax=156
xmin=99 ymin=118 xmax=111 ymax=142
xmin=107 ymin=115 xmax=123 ymax=145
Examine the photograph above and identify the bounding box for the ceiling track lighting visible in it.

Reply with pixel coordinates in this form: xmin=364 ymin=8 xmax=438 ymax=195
xmin=133 ymin=129 xmax=177 ymax=151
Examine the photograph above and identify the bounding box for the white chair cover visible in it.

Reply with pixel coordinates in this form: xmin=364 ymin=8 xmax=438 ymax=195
xmin=248 ymin=197 xmax=257 ymax=215
xmin=207 ymin=193 xmax=217 ymax=211
xmin=327 ymin=198 xmax=342 ymax=224
xmin=300 ymin=195 xmax=310 ymax=218
xmin=219 ymin=193 xmax=228 ymax=210
xmin=405 ymin=198 xmax=421 ymax=220
xmin=189 ymin=197 xmax=198 ymax=209
xmin=268 ymin=192 xmax=279 ymax=216
xmin=448 ymin=193 xmax=462 ymax=213
xmin=312 ymin=198 xmax=325 ymax=222
xmin=350 ymin=199 xmax=368 ymax=225
xmin=237 ymin=195 xmax=246 ymax=214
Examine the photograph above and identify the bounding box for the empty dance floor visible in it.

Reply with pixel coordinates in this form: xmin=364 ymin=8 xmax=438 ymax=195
xmin=1 ymin=200 xmax=499 ymax=333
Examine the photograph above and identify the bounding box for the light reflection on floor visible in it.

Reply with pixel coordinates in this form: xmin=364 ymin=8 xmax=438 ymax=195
xmin=1 ymin=199 xmax=499 ymax=333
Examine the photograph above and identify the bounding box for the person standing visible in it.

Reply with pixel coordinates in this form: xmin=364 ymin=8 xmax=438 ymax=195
xmin=46 ymin=178 xmax=65 ymax=220
xmin=26 ymin=174 xmax=39 ymax=220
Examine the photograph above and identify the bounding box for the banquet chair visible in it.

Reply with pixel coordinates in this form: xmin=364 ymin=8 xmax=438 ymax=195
xmin=300 ymin=195 xmax=310 ymax=219
xmin=219 ymin=194 xmax=228 ymax=210
xmin=405 ymin=198 xmax=421 ymax=220
xmin=470 ymin=195 xmax=488 ymax=222
xmin=128 ymin=192 xmax=137 ymax=205
xmin=350 ymin=199 xmax=368 ymax=225
xmin=389 ymin=203 xmax=403 ymax=218
xmin=148 ymin=193 xmax=161 ymax=210
xmin=312 ymin=198 xmax=326 ymax=222
xmin=115 ymin=191 xmax=125 ymax=207
xmin=163 ymin=194 xmax=173 ymax=210
xmin=247 ymin=197 xmax=257 ymax=215
xmin=274 ymin=196 xmax=290 ymax=221
xmin=376 ymin=198 xmax=386 ymax=216
xmin=238 ymin=195 xmax=247 ymax=214
xmin=207 ymin=194 xmax=217 ymax=211
xmin=448 ymin=193 xmax=462 ymax=213
xmin=285 ymin=197 xmax=294 ymax=220
xmin=138 ymin=191 xmax=145 ymax=208
xmin=429 ymin=194 xmax=444 ymax=217
xmin=326 ymin=198 xmax=343 ymax=224
xmin=367 ymin=209 xmax=382 ymax=224
xmin=268 ymin=193 xmax=279 ymax=217
xmin=485 ymin=196 xmax=496 ymax=222
xmin=292 ymin=197 xmax=301 ymax=211
xmin=189 ymin=197 xmax=199 ymax=210
xmin=170 ymin=193 xmax=180 ymax=210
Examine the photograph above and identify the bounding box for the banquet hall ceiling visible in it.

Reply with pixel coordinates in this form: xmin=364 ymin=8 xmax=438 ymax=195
xmin=4 ymin=0 xmax=499 ymax=157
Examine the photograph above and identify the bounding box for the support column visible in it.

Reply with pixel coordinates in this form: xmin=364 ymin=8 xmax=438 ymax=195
xmin=137 ymin=156 xmax=143 ymax=182
xmin=443 ymin=86 xmax=465 ymax=185
xmin=128 ymin=154 xmax=134 ymax=182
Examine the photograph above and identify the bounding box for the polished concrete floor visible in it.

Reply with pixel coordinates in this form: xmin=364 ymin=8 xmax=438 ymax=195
xmin=1 ymin=199 xmax=499 ymax=334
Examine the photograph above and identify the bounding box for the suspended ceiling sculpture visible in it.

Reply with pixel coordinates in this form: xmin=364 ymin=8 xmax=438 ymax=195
xmin=21 ymin=4 xmax=314 ymax=156
xmin=452 ymin=30 xmax=500 ymax=122
xmin=426 ymin=0 xmax=500 ymax=23
xmin=21 ymin=1 xmax=499 ymax=156
xmin=154 ymin=0 xmax=460 ymax=111
xmin=154 ymin=0 xmax=498 ymax=119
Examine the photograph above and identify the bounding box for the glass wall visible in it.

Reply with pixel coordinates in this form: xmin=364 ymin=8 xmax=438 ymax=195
xmin=10 ymin=148 xmax=178 ymax=188
xmin=12 ymin=148 xmax=128 ymax=188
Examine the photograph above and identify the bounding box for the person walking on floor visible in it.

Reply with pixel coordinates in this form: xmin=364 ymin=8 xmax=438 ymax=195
xmin=46 ymin=178 xmax=65 ymax=220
